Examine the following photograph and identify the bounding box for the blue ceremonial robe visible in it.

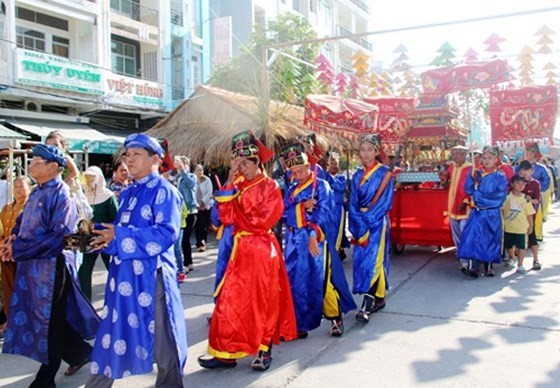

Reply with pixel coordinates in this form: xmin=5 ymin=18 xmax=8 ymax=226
xmin=3 ymin=177 xmax=99 ymax=364
xmin=349 ymin=163 xmax=394 ymax=294
xmin=326 ymin=172 xmax=350 ymax=250
xmin=457 ymin=168 xmax=508 ymax=263
xmin=90 ymin=172 xmax=187 ymax=379
xmin=210 ymin=205 xmax=233 ymax=295
xmin=284 ymin=174 xmax=355 ymax=332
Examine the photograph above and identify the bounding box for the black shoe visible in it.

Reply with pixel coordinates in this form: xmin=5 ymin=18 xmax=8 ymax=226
xmin=64 ymin=356 xmax=90 ymax=376
xmin=461 ymin=267 xmax=480 ymax=279
xmin=297 ymin=331 xmax=308 ymax=339
xmin=198 ymin=356 xmax=237 ymax=369
xmin=330 ymin=317 xmax=344 ymax=337
xmin=251 ymin=349 xmax=272 ymax=372
xmin=339 ymin=249 xmax=347 ymax=262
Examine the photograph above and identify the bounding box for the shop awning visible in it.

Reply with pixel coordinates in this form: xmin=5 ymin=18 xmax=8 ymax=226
xmin=0 ymin=124 xmax=28 ymax=139
xmin=6 ymin=119 xmax=122 ymax=155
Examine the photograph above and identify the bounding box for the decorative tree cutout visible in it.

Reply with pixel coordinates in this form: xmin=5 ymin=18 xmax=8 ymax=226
xmin=334 ymin=72 xmax=349 ymax=96
xmin=398 ymin=69 xmax=421 ymax=97
xmin=368 ymin=72 xmax=392 ymax=97
xmin=483 ymin=33 xmax=506 ymax=57
xmin=430 ymin=42 xmax=456 ymax=66
xmin=463 ymin=48 xmax=479 ymax=63
xmin=278 ymin=59 xmax=302 ymax=104
xmin=315 ymin=53 xmax=334 ymax=93
xmin=517 ymin=45 xmax=535 ymax=86
xmin=391 ymin=44 xmax=410 ymax=71
xmin=352 ymin=50 xmax=370 ymax=79
xmin=349 ymin=75 xmax=361 ymax=98
xmin=535 ymin=25 xmax=555 ymax=54
xmin=543 ymin=62 xmax=558 ymax=85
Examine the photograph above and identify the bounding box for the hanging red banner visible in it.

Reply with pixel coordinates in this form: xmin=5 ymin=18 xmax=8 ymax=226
xmin=364 ymin=97 xmax=416 ymax=143
xmin=421 ymin=59 xmax=510 ymax=94
xmin=490 ymin=85 xmax=557 ymax=143
xmin=303 ymin=94 xmax=380 ymax=142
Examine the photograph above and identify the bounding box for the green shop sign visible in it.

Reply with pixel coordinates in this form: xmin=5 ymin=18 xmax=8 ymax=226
xmin=15 ymin=49 xmax=104 ymax=95
xmin=67 ymin=139 xmax=122 ymax=155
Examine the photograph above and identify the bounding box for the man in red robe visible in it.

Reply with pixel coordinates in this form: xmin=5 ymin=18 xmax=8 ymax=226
xmin=446 ymin=145 xmax=472 ymax=269
xmin=198 ymin=130 xmax=297 ymax=372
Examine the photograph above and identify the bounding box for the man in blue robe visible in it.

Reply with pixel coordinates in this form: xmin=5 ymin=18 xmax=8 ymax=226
xmin=85 ymin=134 xmax=187 ymax=387
xmin=1 ymin=144 xmax=99 ymax=387
xmin=349 ymin=134 xmax=394 ymax=324
xmin=458 ymin=146 xmax=508 ymax=278
xmin=325 ymin=151 xmax=350 ymax=260
xmin=282 ymin=143 xmax=355 ymax=338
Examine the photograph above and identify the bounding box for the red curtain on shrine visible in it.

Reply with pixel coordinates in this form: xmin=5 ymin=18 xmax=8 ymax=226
xmin=421 ymin=59 xmax=510 ymax=94
xmin=303 ymin=94 xmax=379 ymax=142
xmin=490 ymin=85 xmax=557 ymax=144
xmin=364 ymin=97 xmax=416 ymax=143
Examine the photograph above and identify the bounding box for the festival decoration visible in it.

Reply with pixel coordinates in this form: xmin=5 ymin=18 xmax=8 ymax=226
xmin=543 ymin=63 xmax=558 ymax=86
xmin=535 ymin=25 xmax=555 ymax=54
xmin=517 ymin=46 xmax=535 ymax=86
xmin=391 ymin=44 xmax=410 ymax=71
xmin=483 ymin=33 xmax=506 ymax=57
xmin=303 ymin=94 xmax=379 ymax=142
xmin=408 ymin=94 xmax=466 ymax=140
xmin=430 ymin=42 xmax=456 ymax=67
xmin=421 ymin=59 xmax=510 ymax=94
xmin=364 ymin=97 xmax=416 ymax=143
xmin=463 ymin=48 xmax=479 ymax=63
xmin=315 ymin=54 xmax=335 ymax=93
xmin=349 ymin=75 xmax=361 ymax=99
xmin=352 ymin=50 xmax=370 ymax=79
xmin=334 ymin=72 xmax=349 ymax=96
xmin=490 ymin=85 xmax=557 ymax=145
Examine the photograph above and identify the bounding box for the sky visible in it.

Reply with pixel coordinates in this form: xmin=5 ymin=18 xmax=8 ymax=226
xmin=366 ymin=0 xmax=560 ymax=82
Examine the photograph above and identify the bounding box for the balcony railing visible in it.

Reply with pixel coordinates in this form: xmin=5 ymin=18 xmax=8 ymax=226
xmin=110 ymin=0 xmax=158 ymax=27
xmin=337 ymin=25 xmax=372 ymax=51
xmin=349 ymin=0 xmax=369 ymax=13
xmin=170 ymin=0 xmax=183 ymax=26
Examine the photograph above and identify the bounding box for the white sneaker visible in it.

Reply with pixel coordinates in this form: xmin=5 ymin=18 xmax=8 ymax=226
xmin=516 ymin=265 xmax=528 ymax=274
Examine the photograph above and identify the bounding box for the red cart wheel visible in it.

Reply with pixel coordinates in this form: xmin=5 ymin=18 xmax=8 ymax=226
xmin=392 ymin=243 xmax=405 ymax=255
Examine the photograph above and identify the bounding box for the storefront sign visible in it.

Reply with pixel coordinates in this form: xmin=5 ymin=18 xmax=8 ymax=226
xmin=15 ymin=48 xmax=104 ymax=95
xmin=105 ymin=74 xmax=164 ymax=109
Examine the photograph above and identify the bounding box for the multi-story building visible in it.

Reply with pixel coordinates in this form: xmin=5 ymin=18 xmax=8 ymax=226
xmin=205 ymin=0 xmax=373 ymax=76
xmin=0 ymin=0 xmax=207 ymax=159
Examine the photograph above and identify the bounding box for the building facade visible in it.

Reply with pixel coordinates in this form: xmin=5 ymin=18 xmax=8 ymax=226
xmin=0 ymin=0 xmax=207 ymax=155
xmin=205 ymin=0 xmax=373 ymax=76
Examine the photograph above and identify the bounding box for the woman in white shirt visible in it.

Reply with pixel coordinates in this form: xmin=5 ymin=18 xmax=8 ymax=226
xmin=194 ymin=164 xmax=214 ymax=252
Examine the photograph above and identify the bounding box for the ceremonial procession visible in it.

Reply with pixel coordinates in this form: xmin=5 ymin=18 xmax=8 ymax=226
xmin=0 ymin=0 xmax=560 ymax=387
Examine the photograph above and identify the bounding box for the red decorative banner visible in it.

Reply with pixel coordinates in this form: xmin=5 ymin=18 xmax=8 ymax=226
xmin=303 ymin=95 xmax=380 ymax=142
xmin=364 ymin=97 xmax=416 ymax=143
xmin=421 ymin=59 xmax=510 ymax=94
xmin=490 ymin=85 xmax=557 ymax=143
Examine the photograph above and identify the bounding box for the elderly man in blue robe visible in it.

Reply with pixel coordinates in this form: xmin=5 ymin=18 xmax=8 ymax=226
xmin=85 ymin=134 xmax=187 ymax=387
xmin=1 ymin=144 xmax=99 ymax=387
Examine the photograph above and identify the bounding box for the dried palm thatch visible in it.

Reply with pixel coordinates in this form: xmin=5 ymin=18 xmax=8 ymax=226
xmin=146 ymin=85 xmax=332 ymax=165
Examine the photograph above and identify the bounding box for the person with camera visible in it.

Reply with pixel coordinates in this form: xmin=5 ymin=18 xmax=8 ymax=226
xmin=1 ymin=144 xmax=99 ymax=387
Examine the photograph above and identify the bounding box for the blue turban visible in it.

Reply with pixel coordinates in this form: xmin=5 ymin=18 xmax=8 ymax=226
xmin=124 ymin=133 xmax=163 ymax=158
xmin=32 ymin=144 xmax=67 ymax=167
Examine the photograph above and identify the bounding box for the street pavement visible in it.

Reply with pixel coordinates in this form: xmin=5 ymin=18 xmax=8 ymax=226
xmin=1 ymin=203 xmax=559 ymax=387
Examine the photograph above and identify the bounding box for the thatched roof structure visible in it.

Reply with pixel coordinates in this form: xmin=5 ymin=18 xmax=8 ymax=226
xmin=147 ymin=85 xmax=330 ymax=165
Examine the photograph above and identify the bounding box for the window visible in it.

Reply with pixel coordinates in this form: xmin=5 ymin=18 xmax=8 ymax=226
xmin=52 ymin=36 xmax=69 ymax=58
xmin=16 ymin=27 xmax=45 ymax=52
xmin=310 ymin=0 xmax=316 ymax=13
xmin=111 ymin=40 xmax=137 ymax=77
xmin=16 ymin=7 xmax=68 ymax=31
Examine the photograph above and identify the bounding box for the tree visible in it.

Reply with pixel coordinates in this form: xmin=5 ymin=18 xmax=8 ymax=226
xmin=208 ymin=13 xmax=319 ymax=105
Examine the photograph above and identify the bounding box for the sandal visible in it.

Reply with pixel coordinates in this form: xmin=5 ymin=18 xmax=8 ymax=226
xmin=532 ymin=261 xmax=542 ymax=271
xmin=251 ymin=350 xmax=272 ymax=372
xmin=486 ymin=269 xmax=495 ymax=277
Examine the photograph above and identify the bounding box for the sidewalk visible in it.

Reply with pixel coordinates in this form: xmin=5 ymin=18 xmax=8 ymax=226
xmin=1 ymin=203 xmax=559 ymax=387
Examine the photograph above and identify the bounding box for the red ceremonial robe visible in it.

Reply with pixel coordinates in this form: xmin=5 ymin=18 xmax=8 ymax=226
xmin=209 ymin=173 xmax=297 ymax=358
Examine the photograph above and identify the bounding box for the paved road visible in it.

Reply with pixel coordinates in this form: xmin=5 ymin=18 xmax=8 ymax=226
xmin=1 ymin=203 xmax=559 ymax=387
